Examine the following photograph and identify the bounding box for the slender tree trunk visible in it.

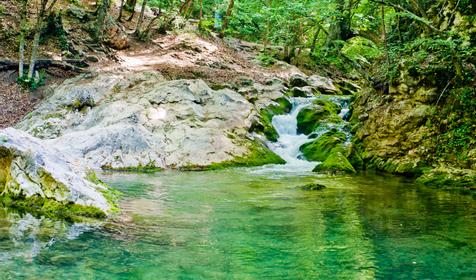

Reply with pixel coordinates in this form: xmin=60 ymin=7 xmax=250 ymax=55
xmin=118 ymin=0 xmax=125 ymax=21
xmin=310 ymin=27 xmax=321 ymax=55
xmin=326 ymin=0 xmax=344 ymax=48
xmin=198 ymin=0 xmax=203 ymax=29
xmin=179 ymin=0 xmax=192 ymax=15
xmin=126 ymin=0 xmax=137 ymax=21
xmin=220 ymin=0 xmax=234 ymax=37
xmin=27 ymin=0 xmax=49 ymax=81
xmin=381 ymin=4 xmax=389 ymax=64
xmin=135 ymin=0 xmax=148 ymax=35
xmin=94 ymin=0 xmax=110 ymax=42
xmin=18 ymin=0 xmax=28 ymax=79
xmin=183 ymin=0 xmax=194 ymax=18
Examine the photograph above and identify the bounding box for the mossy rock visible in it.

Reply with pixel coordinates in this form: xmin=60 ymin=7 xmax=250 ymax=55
xmin=416 ymin=168 xmax=476 ymax=189
xmin=253 ymin=97 xmax=292 ymax=142
xmin=296 ymin=99 xmax=342 ymax=135
xmin=184 ymin=140 xmax=285 ymax=170
xmin=299 ymin=130 xmax=347 ymax=162
xmin=298 ymin=183 xmax=326 ymax=191
xmin=313 ymin=148 xmax=356 ymax=174
xmin=0 ymin=194 xmax=106 ymax=222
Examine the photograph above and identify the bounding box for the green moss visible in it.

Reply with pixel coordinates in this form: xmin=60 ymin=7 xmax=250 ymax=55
xmin=300 ymin=130 xmax=347 ymax=162
xmin=86 ymin=170 xmax=121 ymax=213
xmin=312 ymin=148 xmax=356 ymax=174
xmin=0 ymin=147 xmax=13 ymax=192
xmin=296 ymin=99 xmax=342 ymax=135
xmin=0 ymin=194 xmax=106 ymax=222
xmin=255 ymin=97 xmax=292 ymax=142
xmin=101 ymin=163 xmax=164 ymax=173
xmin=183 ymin=140 xmax=285 ymax=171
xmin=416 ymin=169 xmax=476 ymax=189
xmin=298 ymin=183 xmax=326 ymax=191
xmin=348 ymin=146 xmax=364 ymax=170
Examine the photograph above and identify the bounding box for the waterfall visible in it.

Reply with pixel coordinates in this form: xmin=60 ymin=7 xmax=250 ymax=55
xmin=268 ymin=98 xmax=316 ymax=171
xmin=265 ymin=96 xmax=352 ymax=173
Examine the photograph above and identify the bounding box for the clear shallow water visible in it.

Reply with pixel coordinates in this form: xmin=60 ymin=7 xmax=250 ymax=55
xmin=0 ymin=168 xmax=475 ymax=279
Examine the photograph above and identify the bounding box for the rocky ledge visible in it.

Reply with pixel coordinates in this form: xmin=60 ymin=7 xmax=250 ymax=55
xmin=16 ymin=71 xmax=285 ymax=170
xmin=0 ymin=128 xmax=116 ymax=221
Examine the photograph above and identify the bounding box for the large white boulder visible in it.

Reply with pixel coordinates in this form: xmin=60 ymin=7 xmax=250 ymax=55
xmin=0 ymin=128 xmax=112 ymax=214
xmin=17 ymin=72 xmax=283 ymax=169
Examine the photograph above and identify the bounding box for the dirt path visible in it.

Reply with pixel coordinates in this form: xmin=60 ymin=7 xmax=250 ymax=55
xmin=100 ymin=33 xmax=303 ymax=86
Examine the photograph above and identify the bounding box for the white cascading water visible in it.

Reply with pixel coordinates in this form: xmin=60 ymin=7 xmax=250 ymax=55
xmin=268 ymin=98 xmax=317 ymax=172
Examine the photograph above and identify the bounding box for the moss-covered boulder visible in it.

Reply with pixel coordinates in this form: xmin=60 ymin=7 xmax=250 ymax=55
xmin=299 ymin=130 xmax=347 ymax=162
xmin=0 ymin=128 xmax=116 ymax=221
xmin=253 ymin=97 xmax=292 ymax=142
xmin=296 ymin=99 xmax=342 ymax=135
xmin=183 ymin=139 xmax=285 ymax=170
xmin=416 ymin=167 xmax=476 ymax=189
xmin=312 ymin=148 xmax=356 ymax=174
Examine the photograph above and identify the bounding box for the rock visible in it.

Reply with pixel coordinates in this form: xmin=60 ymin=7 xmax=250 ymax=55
xmin=313 ymin=148 xmax=356 ymax=174
xmin=298 ymin=183 xmax=326 ymax=191
xmin=0 ymin=128 xmax=114 ymax=219
xmin=105 ymin=22 xmax=129 ymax=50
xmin=85 ymin=55 xmax=99 ymax=63
xmin=289 ymin=86 xmax=315 ymax=97
xmin=17 ymin=72 xmax=284 ymax=170
xmin=416 ymin=167 xmax=476 ymax=189
xmin=308 ymin=75 xmax=338 ymax=94
xmin=296 ymin=99 xmax=342 ymax=135
xmin=252 ymin=97 xmax=292 ymax=142
xmin=289 ymin=73 xmax=309 ymax=87
xmin=299 ymin=130 xmax=347 ymax=162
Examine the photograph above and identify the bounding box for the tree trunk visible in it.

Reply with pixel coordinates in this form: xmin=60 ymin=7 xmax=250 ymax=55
xmin=134 ymin=0 xmax=148 ymax=36
xmin=126 ymin=0 xmax=137 ymax=21
xmin=220 ymin=0 xmax=234 ymax=37
xmin=27 ymin=0 xmax=49 ymax=81
xmin=325 ymin=0 xmax=344 ymax=48
xmin=118 ymin=0 xmax=125 ymax=21
xmin=198 ymin=0 xmax=203 ymax=29
xmin=94 ymin=0 xmax=110 ymax=42
xmin=18 ymin=0 xmax=28 ymax=79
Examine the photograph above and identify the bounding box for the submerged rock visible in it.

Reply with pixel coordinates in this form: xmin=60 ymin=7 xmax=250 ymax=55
xmin=17 ymin=72 xmax=284 ymax=170
xmin=313 ymin=149 xmax=356 ymax=175
xmin=0 ymin=128 xmax=114 ymax=219
xmin=298 ymin=183 xmax=326 ymax=191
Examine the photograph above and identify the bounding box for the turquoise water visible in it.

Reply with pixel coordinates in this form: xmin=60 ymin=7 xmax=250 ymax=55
xmin=0 ymin=167 xmax=475 ymax=279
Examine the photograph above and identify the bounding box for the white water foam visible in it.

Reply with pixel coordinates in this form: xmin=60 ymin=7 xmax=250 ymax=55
xmin=267 ymin=98 xmax=317 ymax=172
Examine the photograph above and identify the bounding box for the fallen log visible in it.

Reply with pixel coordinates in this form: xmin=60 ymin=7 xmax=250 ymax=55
xmin=0 ymin=59 xmax=88 ymax=73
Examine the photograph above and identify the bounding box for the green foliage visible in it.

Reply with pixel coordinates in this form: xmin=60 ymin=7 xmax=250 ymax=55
xmin=17 ymin=70 xmax=46 ymax=90
xmin=341 ymin=36 xmax=382 ymax=66
xmin=256 ymin=53 xmax=276 ymax=67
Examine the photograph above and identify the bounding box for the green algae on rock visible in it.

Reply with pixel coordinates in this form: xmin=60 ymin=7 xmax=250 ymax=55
xmin=182 ymin=139 xmax=285 ymax=170
xmin=299 ymin=130 xmax=347 ymax=162
xmin=313 ymin=148 xmax=356 ymax=174
xmin=254 ymin=97 xmax=292 ymax=142
xmin=0 ymin=128 xmax=116 ymax=220
xmin=298 ymin=183 xmax=327 ymax=191
xmin=296 ymin=98 xmax=343 ymax=135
